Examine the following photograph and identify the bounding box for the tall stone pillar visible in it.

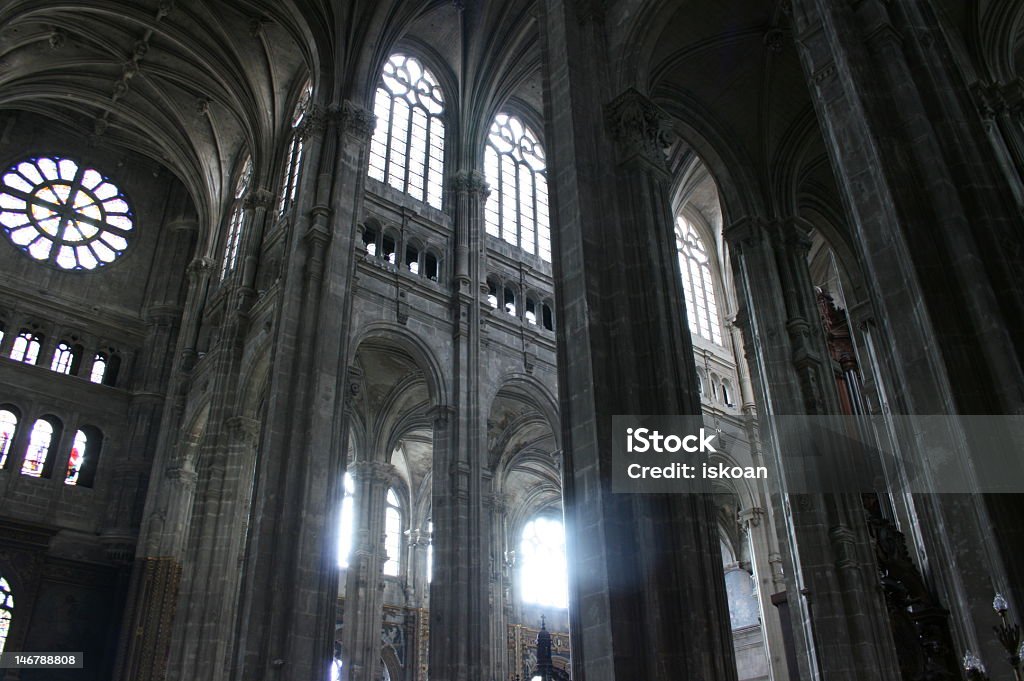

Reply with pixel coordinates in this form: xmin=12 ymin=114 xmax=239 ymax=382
xmin=342 ymin=461 xmax=395 ymax=681
xmin=541 ymin=2 xmax=737 ymax=676
xmin=726 ymin=216 xmax=901 ymax=681
xmin=790 ymin=0 xmax=1024 ymax=662
xmin=232 ymin=99 xmax=377 ymax=681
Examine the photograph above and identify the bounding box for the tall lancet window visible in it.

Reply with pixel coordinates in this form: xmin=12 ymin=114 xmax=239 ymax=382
xmin=220 ymin=156 xmax=253 ymax=280
xmin=382 ymin=489 xmax=402 ymax=576
xmin=368 ymin=54 xmax=446 ymax=209
xmin=484 ymin=114 xmax=551 ymax=262
xmin=277 ymin=81 xmax=312 ymax=216
xmin=676 ymin=218 xmax=722 ymax=345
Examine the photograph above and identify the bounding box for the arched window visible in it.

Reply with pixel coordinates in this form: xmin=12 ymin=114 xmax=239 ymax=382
xmin=22 ymin=417 xmax=57 ymax=478
xmin=277 ymin=82 xmax=312 ymax=216
xmin=519 ymin=516 xmax=568 ymax=608
xmin=220 ymin=156 xmax=253 ymax=280
xmin=0 ymin=156 xmax=133 ymax=270
xmin=484 ymin=114 xmax=551 ymax=262
xmin=676 ymin=218 xmax=722 ymax=345
xmin=65 ymin=427 xmax=102 ymax=487
xmin=89 ymin=353 xmax=108 ymax=384
xmin=338 ymin=472 xmax=355 ymax=568
xmin=51 ymin=341 xmax=81 ymax=375
xmin=383 ymin=489 xmax=402 ymax=576
xmin=0 ymin=575 xmax=12 ymax=654
xmin=368 ymin=54 xmax=446 ymax=209
xmin=0 ymin=408 xmax=18 ymax=469
xmin=10 ymin=331 xmax=41 ymax=365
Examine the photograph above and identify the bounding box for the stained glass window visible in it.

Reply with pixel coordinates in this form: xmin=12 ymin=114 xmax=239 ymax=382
xmin=21 ymin=418 xmax=54 ymax=478
xmin=10 ymin=331 xmax=41 ymax=365
xmin=676 ymin=218 xmax=722 ymax=345
xmin=383 ymin=489 xmax=402 ymax=576
xmin=0 ymin=409 xmax=17 ymax=469
xmin=484 ymin=114 xmax=551 ymax=262
xmin=339 ymin=472 xmax=355 ymax=568
xmin=519 ymin=516 xmax=568 ymax=608
xmin=0 ymin=156 xmax=133 ymax=270
xmin=277 ymin=82 xmax=312 ymax=216
xmin=0 ymin=576 xmax=12 ymax=655
xmin=220 ymin=157 xmax=253 ymax=280
xmin=368 ymin=54 xmax=446 ymax=209
xmin=65 ymin=429 xmax=88 ymax=486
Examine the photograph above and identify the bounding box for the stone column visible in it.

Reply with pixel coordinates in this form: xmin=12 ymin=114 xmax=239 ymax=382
xmin=342 ymin=461 xmax=395 ymax=681
xmin=791 ymin=0 xmax=1024 ymax=662
xmin=541 ymin=2 xmax=738 ymax=675
xmin=726 ymin=216 xmax=901 ymax=681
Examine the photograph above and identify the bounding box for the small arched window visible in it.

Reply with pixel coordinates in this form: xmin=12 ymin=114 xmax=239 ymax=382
xmin=10 ymin=331 xmax=41 ymax=365
xmin=676 ymin=218 xmax=722 ymax=345
xmin=0 ymin=408 xmax=18 ymax=469
xmin=277 ymin=81 xmax=312 ymax=217
xmin=339 ymin=472 xmax=355 ymax=568
xmin=220 ymin=156 xmax=253 ymax=280
xmin=65 ymin=427 xmax=102 ymax=487
xmin=519 ymin=516 xmax=568 ymax=608
xmin=22 ymin=417 xmax=58 ymax=478
xmin=383 ymin=489 xmax=402 ymax=576
xmin=51 ymin=341 xmax=81 ymax=375
xmin=0 ymin=575 xmax=12 ymax=654
xmin=368 ymin=54 xmax=446 ymax=209
xmin=484 ymin=114 xmax=551 ymax=262
xmin=426 ymin=519 xmax=433 ymax=583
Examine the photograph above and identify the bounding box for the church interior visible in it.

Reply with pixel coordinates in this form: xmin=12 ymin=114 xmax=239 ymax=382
xmin=0 ymin=0 xmax=1022 ymax=680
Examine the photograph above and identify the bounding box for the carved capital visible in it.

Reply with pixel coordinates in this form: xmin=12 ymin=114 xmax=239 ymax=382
xmin=244 ymin=187 xmax=275 ymax=211
xmin=340 ymin=100 xmax=376 ymax=141
xmin=450 ymin=170 xmax=490 ymax=197
xmin=187 ymin=256 xmax=216 ymax=280
xmin=605 ymin=89 xmax=673 ymax=172
xmin=299 ymin=104 xmax=329 ymax=140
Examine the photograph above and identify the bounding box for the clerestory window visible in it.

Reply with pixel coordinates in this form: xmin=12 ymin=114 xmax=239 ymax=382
xmin=368 ymin=54 xmax=446 ymax=209
xmin=484 ymin=114 xmax=551 ymax=262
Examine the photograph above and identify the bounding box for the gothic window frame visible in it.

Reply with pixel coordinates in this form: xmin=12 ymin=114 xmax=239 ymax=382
xmin=675 ymin=215 xmax=723 ymax=346
xmin=51 ymin=340 xmax=82 ymax=375
xmin=220 ymin=155 xmax=253 ymax=280
xmin=10 ymin=330 xmax=42 ymax=365
xmin=367 ymin=52 xmax=448 ymax=210
xmin=382 ymin=487 xmax=404 ymax=577
xmin=277 ymin=80 xmax=313 ymax=218
xmin=0 ymin=155 xmax=135 ymax=271
xmin=484 ymin=112 xmax=551 ymax=262
xmin=21 ymin=415 xmax=61 ymax=479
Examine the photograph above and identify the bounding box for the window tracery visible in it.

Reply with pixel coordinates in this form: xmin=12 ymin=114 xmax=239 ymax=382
xmin=277 ymin=82 xmax=312 ymax=216
xmin=676 ymin=218 xmax=722 ymax=345
xmin=221 ymin=157 xmax=253 ymax=280
xmin=0 ymin=156 xmax=133 ymax=270
xmin=484 ymin=114 xmax=551 ymax=262
xmin=368 ymin=54 xmax=446 ymax=209
xmin=22 ymin=417 xmax=55 ymax=478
